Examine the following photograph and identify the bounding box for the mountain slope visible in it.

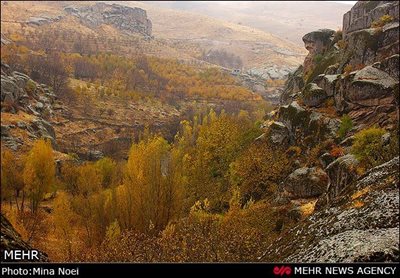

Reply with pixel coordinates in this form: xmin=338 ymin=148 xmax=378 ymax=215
xmin=143 ymin=1 xmax=350 ymax=46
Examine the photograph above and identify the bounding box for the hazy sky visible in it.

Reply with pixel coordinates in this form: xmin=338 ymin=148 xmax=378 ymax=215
xmin=329 ymin=1 xmax=357 ymax=4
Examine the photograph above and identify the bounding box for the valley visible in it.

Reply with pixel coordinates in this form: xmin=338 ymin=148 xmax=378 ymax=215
xmin=1 ymin=0 xmax=399 ymax=264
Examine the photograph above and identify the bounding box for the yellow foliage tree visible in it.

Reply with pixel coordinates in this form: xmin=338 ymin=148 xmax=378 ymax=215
xmin=23 ymin=139 xmax=55 ymax=213
xmin=123 ymin=135 xmax=183 ymax=232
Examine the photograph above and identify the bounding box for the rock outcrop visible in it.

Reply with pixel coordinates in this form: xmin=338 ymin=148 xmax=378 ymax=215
xmin=302 ymin=29 xmax=335 ymax=79
xmin=64 ymin=3 xmax=152 ymax=37
xmin=1 ymin=64 xmax=58 ymax=150
xmin=260 ymin=157 xmax=399 ymax=262
xmin=278 ymin=1 xmax=399 ymax=129
xmin=283 ymin=167 xmax=328 ymax=198
xmin=260 ymin=1 xmax=399 ymax=262
xmin=1 ymin=214 xmax=49 ymax=262
xmin=343 ymin=1 xmax=399 ymax=37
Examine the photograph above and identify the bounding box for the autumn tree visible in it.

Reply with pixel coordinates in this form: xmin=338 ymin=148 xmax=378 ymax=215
xmin=229 ymin=140 xmax=291 ymax=203
xmin=123 ymin=135 xmax=184 ymax=232
xmin=23 ymin=139 xmax=55 ymax=213
xmin=185 ymin=110 xmax=245 ymax=211
xmin=53 ymin=192 xmax=77 ymax=260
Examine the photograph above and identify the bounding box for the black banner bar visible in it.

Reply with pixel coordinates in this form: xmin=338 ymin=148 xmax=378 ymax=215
xmin=1 ymin=263 xmax=399 ymax=277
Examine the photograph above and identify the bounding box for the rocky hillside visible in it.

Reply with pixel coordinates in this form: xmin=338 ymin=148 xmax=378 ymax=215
xmin=259 ymin=1 xmax=399 ymax=262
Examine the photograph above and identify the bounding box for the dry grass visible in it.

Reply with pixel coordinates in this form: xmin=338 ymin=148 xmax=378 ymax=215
xmin=299 ymin=200 xmax=317 ymax=217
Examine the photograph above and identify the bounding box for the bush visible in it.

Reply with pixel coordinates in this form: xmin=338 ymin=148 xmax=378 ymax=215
xmin=337 ymin=39 xmax=347 ymax=49
xmin=351 ymin=127 xmax=386 ymax=168
xmin=343 ymin=64 xmax=353 ymax=75
xmin=330 ymin=145 xmax=345 ymax=158
xmin=25 ymin=79 xmax=37 ymax=95
xmin=371 ymin=14 xmax=394 ymax=28
xmin=314 ymin=54 xmax=323 ymax=64
xmin=338 ymin=114 xmax=353 ymax=139
xmin=333 ymin=30 xmax=343 ymax=43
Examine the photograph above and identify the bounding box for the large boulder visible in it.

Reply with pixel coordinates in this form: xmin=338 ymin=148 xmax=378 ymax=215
xmin=268 ymin=121 xmax=290 ymax=145
xmin=1 ymin=74 xmax=21 ymax=106
xmin=301 ymin=83 xmax=328 ymax=107
xmin=280 ymin=65 xmax=304 ymax=105
xmin=335 ymin=66 xmax=398 ymax=127
xmin=325 ymin=154 xmax=359 ymax=203
xmin=284 ymin=167 xmax=328 ymax=198
xmin=314 ymin=74 xmax=339 ymax=97
xmin=31 ymin=119 xmax=57 ymax=148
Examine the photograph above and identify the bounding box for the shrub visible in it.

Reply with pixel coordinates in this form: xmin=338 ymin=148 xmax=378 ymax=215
xmin=343 ymin=64 xmax=353 ymax=75
xmin=338 ymin=114 xmax=353 ymax=139
xmin=337 ymin=39 xmax=347 ymax=49
xmin=371 ymin=14 xmax=394 ymax=28
xmin=314 ymin=54 xmax=323 ymax=64
xmin=286 ymin=146 xmax=302 ymax=157
xmin=330 ymin=145 xmax=345 ymax=158
xmin=25 ymin=79 xmax=37 ymax=95
xmin=351 ymin=127 xmax=386 ymax=168
xmin=333 ymin=30 xmax=343 ymax=43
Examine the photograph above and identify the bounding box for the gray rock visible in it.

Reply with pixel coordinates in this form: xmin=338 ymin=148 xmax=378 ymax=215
xmin=268 ymin=121 xmax=290 ymax=145
xmin=16 ymin=121 xmax=27 ymax=129
xmin=301 ymin=83 xmax=328 ymax=107
xmin=314 ymin=74 xmax=339 ymax=97
xmin=340 ymin=135 xmax=355 ymax=147
xmin=381 ymin=132 xmax=391 ymax=145
xmin=31 ymin=119 xmax=57 ymax=148
xmin=88 ymin=150 xmax=104 ymax=160
xmin=325 ymin=154 xmax=359 ymax=202
xmin=284 ymin=167 xmax=328 ymax=198
xmin=319 ymin=153 xmax=334 ymax=169
xmin=352 ymin=66 xmax=397 ymax=90
xmin=1 ymin=125 xmax=9 ymax=136
xmin=1 ymin=75 xmax=20 ymax=103
xmin=35 ymin=101 xmax=44 ymax=110
xmin=280 ymin=65 xmax=304 ymax=105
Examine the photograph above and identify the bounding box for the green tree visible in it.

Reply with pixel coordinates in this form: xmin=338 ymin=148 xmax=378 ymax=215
xmin=95 ymin=157 xmax=117 ymax=188
xmin=338 ymin=114 xmax=353 ymax=140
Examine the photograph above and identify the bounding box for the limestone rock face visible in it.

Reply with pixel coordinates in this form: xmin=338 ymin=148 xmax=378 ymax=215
xmin=1 ymin=214 xmax=49 ymax=262
xmin=260 ymin=157 xmax=399 ymax=262
xmin=64 ymin=3 xmax=152 ymax=37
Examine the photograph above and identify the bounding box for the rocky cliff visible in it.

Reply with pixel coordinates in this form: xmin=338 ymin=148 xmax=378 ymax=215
xmin=261 ymin=1 xmax=399 ymax=262
xmin=64 ymin=3 xmax=152 ymax=37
